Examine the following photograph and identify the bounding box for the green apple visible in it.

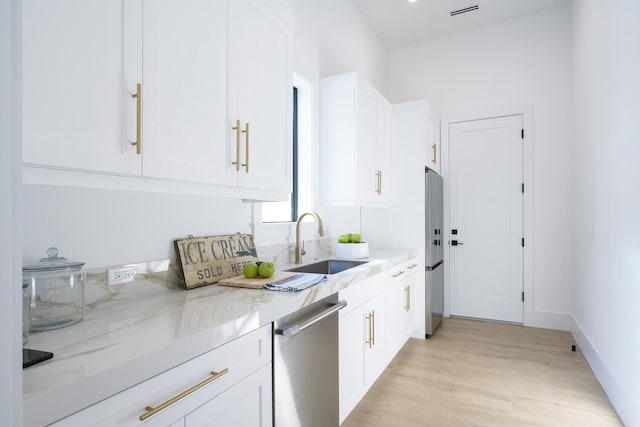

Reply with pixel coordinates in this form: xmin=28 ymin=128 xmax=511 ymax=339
xmin=338 ymin=234 xmax=350 ymax=243
xmin=257 ymin=262 xmax=275 ymax=278
xmin=243 ymin=263 xmax=259 ymax=279
xmin=350 ymin=233 xmax=361 ymax=243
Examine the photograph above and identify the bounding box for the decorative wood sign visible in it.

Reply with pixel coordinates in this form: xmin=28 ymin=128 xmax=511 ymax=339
xmin=174 ymin=234 xmax=259 ymax=289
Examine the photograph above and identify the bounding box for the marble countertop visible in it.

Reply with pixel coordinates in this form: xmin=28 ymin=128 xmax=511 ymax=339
xmin=23 ymin=249 xmax=416 ymax=427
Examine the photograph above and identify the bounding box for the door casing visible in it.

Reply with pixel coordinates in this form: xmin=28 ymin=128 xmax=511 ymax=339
xmin=441 ymin=105 xmax=534 ymax=326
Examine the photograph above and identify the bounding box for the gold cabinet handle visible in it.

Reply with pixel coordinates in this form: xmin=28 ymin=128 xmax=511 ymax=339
xmin=241 ymin=122 xmax=249 ymax=173
xmin=392 ymin=270 xmax=405 ymax=278
xmin=404 ymin=285 xmax=411 ymax=312
xmin=232 ymin=119 xmax=241 ymax=171
xmin=432 ymin=143 xmax=437 ymax=165
xmin=139 ymin=368 xmax=229 ymax=421
xmin=407 ymin=263 xmax=418 ymax=269
xmin=131 ymin=83 xmax=142 ymax=155
xmin=371 ymin=310 xmax=376 ymax=346
xmin=375 ymin=170 xmax=382 ymax=195
xmin=365 ymin=311 xmax=374 ymax=348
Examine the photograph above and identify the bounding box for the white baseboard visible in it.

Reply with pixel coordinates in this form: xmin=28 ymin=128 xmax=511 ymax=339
xmin=572 ymin=316 xmax=639 ymax=426
xmin=528 ymin=309 xmax=572 ymax=331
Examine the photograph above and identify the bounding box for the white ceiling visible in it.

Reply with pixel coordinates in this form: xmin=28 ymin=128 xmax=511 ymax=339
xmin=352 ymin=0 xmax=570 ymax=49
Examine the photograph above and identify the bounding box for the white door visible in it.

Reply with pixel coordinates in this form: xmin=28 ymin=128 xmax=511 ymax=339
xmin=449 ymin=115 xmax=523 ymax=323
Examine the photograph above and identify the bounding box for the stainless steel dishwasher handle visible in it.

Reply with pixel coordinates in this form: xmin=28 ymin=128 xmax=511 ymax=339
xmin=275 ymin=301 xmax=347 ymax=338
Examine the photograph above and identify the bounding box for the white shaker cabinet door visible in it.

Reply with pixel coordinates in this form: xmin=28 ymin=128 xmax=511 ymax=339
xmin=339 ymin=304 xmax=367 ymax=424
xmin=228 ymin=0 xmax=293 ymax=194
xmin=185 ymin=363 xmax=272 ymax=427
xmin=23 ymin=0 xmax=142 ymax=175
xmin=426 ymin=113 xmax=441 ymax=174
xmin=319 ymin=72 xmax=391 ymax=207
xmin=355 ymin=84 xmax=379 ymax=204
xmin=339 ymin=283 xmax=388 ymax=424
xmin=141 ymin=0 xmax=234 ymax=185
xmin=376 ymin=97 xmax=392 ymax=203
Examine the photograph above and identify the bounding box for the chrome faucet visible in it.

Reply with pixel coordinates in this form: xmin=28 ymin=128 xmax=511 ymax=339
xmin=295 ymin=211 xmax=325 ymax=264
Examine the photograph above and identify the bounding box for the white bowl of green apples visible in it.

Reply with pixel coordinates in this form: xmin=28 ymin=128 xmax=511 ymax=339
xmin=335 ymin=233 xmax=369 ymax=259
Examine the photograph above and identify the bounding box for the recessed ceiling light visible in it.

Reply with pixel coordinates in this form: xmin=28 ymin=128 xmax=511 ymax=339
xmin=408 ymin=0 xmax=418 ymax=3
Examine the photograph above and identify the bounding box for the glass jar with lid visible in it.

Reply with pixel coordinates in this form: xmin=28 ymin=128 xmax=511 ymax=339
xmin=23 ymin=247 xmax=85 ymax=331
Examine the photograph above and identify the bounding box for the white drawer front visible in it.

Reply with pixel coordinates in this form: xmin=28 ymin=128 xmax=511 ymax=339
xmin=52 ymin=324 xmax=272 ymax=427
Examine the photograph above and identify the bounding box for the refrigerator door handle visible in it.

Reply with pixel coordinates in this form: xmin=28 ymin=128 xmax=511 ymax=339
xmin=426 ymin=260 xmax=444 ymax=271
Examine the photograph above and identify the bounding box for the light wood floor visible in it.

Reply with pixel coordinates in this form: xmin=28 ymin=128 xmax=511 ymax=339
xmin=343 ymin=317 xmax=622 ymax=427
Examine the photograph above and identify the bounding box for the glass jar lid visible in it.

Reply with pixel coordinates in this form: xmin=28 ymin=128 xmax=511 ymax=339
xmin=22 ymin=247 xmax=85 ymax=272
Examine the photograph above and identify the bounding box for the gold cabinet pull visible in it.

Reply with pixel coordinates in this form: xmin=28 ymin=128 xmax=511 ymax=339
xmin=241 ymin=122 xmax=249 ymax=173
xmin=407 ymin=263 xmax=418 ymax=269
xmin=131 ymin=83 xmax=142 ymax=155
xmin=232 ymin=119 xmax=241 ymax=171
xmin=431 ymin=143 xmax=437 ymax=165
xmin=371 ymin=310 xmax=376 ymax=346
xmin=392 ymin=270 xmax=405 ymax=278
xmin=375 ymin=170 xmax=382 ymax=195
xmin=404 ymin=285 xmax=411 ymax=312
xmin=139 ymin=368 xmax=229 ymax=421
xmin=365 ymin=311 xmax=374 ymax=348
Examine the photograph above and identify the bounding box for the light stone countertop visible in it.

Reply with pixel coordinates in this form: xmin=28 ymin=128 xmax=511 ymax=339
xmin=23 ymin=248 xmax=416 ymax=427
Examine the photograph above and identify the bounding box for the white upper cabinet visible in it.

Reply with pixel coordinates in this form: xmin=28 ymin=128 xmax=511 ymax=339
xmin=23 ymin=0 xmax=142 ymax=175
xmin=229 ymin=0 xmax=293 ymax=194
xmin=320 ymin=72 xmax=392 ymax=207
xmin=23 ymin=0 xmax=293 ymax=200
xmin=141 ymin=0 xmax=232 ymax=185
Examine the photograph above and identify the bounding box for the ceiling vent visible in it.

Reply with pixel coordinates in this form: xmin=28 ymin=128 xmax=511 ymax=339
xmin=450 ymin=5 xmax=479 ymax=16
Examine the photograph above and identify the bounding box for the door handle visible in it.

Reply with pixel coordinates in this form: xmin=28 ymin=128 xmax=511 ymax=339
xmin=451 ymin=240 xmax=464 ymax=246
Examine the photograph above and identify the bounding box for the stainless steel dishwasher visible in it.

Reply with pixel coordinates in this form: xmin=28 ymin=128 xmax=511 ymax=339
xmin=274 ymin=293 xmax=346 ymax=427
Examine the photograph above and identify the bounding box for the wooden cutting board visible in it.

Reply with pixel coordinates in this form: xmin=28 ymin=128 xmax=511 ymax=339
xmin=216 ymin=272 xmax=298 ymax=289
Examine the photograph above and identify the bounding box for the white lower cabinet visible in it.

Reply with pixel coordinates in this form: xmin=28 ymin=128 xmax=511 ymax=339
xmin=339 ymin=290 xmax=387 ymax=424
xmin=51 ymin=325 xmax=272 ymax=427
xmin=339 ymin=257 xmax=421 ymax=424
xmin=386 ymin=260 xmax=420 ymax=360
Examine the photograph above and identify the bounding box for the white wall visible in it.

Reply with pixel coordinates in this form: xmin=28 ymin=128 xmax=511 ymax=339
xmin=386 ymin=6 xmax=574 ymax=329
xmin=571 ymin=0 xmax=640 ymax=424
xmin=289 ymin=0 xmax=388 ymax=94
xmin=1 ymin=0 xmax=23 ymax=423
xmin=22 ymin=0 xmax=388 ymax=269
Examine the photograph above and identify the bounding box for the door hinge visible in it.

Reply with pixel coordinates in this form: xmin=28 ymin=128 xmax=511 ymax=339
xmin=522 ymin=291 xmax=525 ymax=302
xmin=521 ymin=183 xmax=524 ymax=193
xmin=521 ymin=238 xmax=525 ymax=247
xmin=521 ymin=129 xmax=524 ymax=139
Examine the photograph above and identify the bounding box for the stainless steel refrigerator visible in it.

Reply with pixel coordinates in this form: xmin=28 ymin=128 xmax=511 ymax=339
xmin=425 ymin=167 xmax=444 ymax=337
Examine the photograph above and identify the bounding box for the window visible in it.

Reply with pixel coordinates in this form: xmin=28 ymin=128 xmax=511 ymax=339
xmin=262 ymin=75 xmax=312 ymax=222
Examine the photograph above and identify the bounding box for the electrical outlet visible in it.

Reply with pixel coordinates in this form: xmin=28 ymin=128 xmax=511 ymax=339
xmin=107 ymin=265 xmax=136 ymax=286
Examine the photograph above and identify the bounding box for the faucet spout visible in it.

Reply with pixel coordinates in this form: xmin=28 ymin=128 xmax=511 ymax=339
xmin=295 ymin=211 xmax=325 ymax=264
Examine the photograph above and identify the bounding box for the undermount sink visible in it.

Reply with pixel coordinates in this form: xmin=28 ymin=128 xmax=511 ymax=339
xmin=286 ymin=259 xmax=367 ymax=275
